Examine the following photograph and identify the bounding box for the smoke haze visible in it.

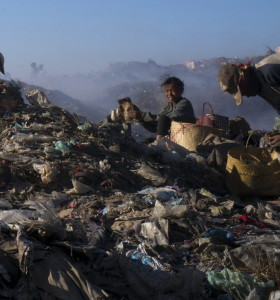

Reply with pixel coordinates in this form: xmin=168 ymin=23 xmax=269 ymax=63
xmin=24 ymin=52 xmax=278 ymax=131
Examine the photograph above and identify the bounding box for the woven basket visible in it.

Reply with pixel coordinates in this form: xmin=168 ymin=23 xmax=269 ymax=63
xmin=225 ymin=133 xmax=280 ymax=197
xmin=170 ymin=122 xmax=224 ymax=152
xmin=196 ymin=102 xmax=229 ymax=132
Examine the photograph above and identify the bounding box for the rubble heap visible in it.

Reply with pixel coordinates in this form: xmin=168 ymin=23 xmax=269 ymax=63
xmin=0 ymin=90 xmax=279 ymax=300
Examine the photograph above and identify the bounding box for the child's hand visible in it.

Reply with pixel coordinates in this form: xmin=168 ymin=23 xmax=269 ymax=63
xmin=110 ymin=108 xmax=124 ymax=122
xmin=269 ymin=134 xmax=280 ymax=145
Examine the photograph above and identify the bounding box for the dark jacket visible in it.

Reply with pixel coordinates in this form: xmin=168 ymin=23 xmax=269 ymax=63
xmin=254 ymin=53 xmax=280 ymax=113
xmin=140 ymin=98 xmax=196 ymax=133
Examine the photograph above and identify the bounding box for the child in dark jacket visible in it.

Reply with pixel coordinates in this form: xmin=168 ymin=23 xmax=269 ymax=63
xmin=139 ymin=76 xmax=196 ymax=140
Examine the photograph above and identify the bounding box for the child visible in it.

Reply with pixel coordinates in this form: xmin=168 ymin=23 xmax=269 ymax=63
xmin=139 ymin=76 xmax=196 ymax=140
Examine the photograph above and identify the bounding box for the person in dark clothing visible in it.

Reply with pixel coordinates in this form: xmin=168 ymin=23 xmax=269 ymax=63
xmin=217 ymin=53 xmax=280 ymax=113
xmin=218 ymin=52 xmax=280 ymax=147
xmin=0 ymin=53 xmax=4 ymax=75
xmin=138 ymin=76 xmax=196 ymax=140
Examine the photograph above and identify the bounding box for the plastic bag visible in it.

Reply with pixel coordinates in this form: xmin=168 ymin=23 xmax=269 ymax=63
xmin=139 ymin=218 xmax=169 ymax=245
xmin=153 ymin=200 xmax=189 ymax=218
xmin=135 ymin=164 xmax=166 ymax=186
xmin=126 ymin=243 xmax=166 ymax=270
xmin=207 ymin=268 xmax=274 ymax=300
xmin=33 ymin=162 xmax=59 ymax=184
xmin=67 ymin=179 xmax=93 ymax=194
xmin=54 ymin=141 xmax=71 ymax=154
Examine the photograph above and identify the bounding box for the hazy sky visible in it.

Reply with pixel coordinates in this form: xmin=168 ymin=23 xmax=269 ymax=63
xmin=1 ymin=0 xmax=279 ymax=80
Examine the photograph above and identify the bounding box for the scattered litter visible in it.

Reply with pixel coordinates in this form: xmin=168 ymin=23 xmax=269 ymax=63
xmin=0 ymin=85 xmax=278 ymax=299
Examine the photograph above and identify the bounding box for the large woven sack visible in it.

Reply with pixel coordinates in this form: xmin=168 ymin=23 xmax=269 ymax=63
xmin=170 ymin=122 xmax=224 ymax=152
xmin=226 ymin=146 xmax=280 ymax=197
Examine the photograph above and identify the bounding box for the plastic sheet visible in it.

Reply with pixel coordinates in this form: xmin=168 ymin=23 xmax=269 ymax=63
xmin=149 ymin=136 xmax=191 ymax=156
xmin=10 ymin=132 xmax=54 ymax=143
xmin=0 ymin=209 xmax=39 ymax=224
xmin=67 ymin=179 xmax=93 ymax=194
xmin=207 ymin=268 xmax=274 ymax=300
xmin=135 ymin=164 xmax=166 ymax=186
xmin=153 ymin=200 xmax=189 ymax=218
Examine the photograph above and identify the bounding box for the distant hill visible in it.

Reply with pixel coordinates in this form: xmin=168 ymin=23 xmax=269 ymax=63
xmin=19 ymin=82 xmax=105 ymax=122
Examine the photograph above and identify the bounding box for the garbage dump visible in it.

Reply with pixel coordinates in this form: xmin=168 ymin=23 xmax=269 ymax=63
xmin=0 ymin=84 xmax=279 ymax=299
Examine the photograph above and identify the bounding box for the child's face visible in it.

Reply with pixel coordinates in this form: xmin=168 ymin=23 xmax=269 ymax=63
xmin=164 ymin=83 xmax=182 ymax=103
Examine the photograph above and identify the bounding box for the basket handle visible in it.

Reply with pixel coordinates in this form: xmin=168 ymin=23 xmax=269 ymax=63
xmin=245 ymin=130 xmax=264 ymax=148
xmin=202 ymin=102 xmax=214 ymax=116
xmin=240 ymin=153 xmax=261 ymax=162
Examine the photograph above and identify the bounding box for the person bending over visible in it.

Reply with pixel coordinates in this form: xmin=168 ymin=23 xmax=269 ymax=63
xmin=218 ymin=52 xmax=280 ymax=147
xmin=217 ymin=52 xmax=280 ymax=113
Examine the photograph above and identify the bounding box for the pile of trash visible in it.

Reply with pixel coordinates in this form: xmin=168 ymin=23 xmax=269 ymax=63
xmin=0 ymin=87 xmax=280 ymax=300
